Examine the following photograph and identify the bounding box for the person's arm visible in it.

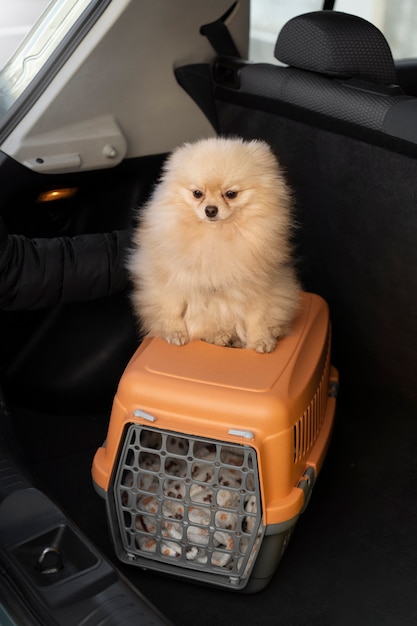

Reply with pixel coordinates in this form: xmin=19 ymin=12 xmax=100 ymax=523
xmin=0 ymin=217 xmax=131 ymax=310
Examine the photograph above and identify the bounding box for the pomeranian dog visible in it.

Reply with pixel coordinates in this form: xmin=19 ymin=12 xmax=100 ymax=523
xmin=128 ymin=137 xmax=301 ymax=353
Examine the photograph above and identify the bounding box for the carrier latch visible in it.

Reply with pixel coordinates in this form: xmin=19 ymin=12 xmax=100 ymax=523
xmin=298 ymin=466 xmax=316 ymax=513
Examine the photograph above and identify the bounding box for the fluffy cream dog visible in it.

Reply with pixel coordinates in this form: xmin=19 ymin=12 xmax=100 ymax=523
xmin=128 ymin=137 xmax=301 ymax=353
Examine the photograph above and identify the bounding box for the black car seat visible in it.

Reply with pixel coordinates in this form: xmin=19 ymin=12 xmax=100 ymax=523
xmin=214 ymin=10 xmax=417 ymax=144
xmin=203 ymin=11 xmax=417 ymax=403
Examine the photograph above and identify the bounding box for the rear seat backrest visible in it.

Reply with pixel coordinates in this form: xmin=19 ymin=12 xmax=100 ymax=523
xmin=208 ymin=11 xmax=417 ymax=403
xmin=236 ymin=11 xmax=417 ymax=139
xmin=273 ymin=10 xmax=417 ymax=142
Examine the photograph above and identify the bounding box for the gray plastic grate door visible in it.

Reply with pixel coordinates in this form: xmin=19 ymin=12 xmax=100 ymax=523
xmin=112 ymin=424 xmax=264 ymax=585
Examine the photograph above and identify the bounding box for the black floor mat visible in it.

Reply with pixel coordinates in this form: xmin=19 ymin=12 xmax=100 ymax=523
xmin=21 ymin=383 xmax=417 ymax=626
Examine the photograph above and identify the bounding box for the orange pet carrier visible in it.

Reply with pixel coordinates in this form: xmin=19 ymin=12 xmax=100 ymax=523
xmin=92 ymin=292 xmax=338 ymax=592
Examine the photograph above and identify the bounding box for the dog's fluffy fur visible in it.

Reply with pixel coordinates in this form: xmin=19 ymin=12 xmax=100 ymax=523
xmin=128 ymin=137 xmax=301 ymax=353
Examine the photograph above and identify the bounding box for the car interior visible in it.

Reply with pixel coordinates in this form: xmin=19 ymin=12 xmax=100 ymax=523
xmin=1 ymin=0 xmax=417 ymax=624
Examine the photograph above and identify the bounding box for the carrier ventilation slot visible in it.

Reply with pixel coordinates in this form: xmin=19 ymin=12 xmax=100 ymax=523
xmin=113 ymin=426 xmax=263 ymax=583
xmin=293 ymin=339 xmax=331 ymax=463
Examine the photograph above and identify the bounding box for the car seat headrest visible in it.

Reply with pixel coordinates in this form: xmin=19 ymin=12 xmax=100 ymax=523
xmin=275 ymin=11 xmax=397 ymax=85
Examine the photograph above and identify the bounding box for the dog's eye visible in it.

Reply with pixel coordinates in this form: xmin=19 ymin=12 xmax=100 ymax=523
xmin=193 ymin=190 xmax=203 ymax=199
xmin=225 ymin=190 xmax=238 ymax=199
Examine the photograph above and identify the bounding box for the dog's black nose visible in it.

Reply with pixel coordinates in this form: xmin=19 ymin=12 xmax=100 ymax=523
xmin=205 ymin=205 xmax=218 ymax=218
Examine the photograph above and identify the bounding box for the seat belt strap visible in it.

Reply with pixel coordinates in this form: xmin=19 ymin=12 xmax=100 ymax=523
xmin=200 ymin=3 xmax=241 ymax=57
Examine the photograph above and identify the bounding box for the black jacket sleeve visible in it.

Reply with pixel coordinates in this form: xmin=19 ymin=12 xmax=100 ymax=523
xmin=0 ymin=218 xmax=131 ymax=311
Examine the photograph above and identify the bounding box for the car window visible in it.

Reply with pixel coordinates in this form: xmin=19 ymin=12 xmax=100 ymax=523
xmin=0 ymin=0 xmax=50 ymax=67
xmin=0 ymin=0 xmax=110 ymax=141
xmin=0 ymin=1 xmax=92 ymax=118
xmin=250 ymin=0 xmax=417 ymax=62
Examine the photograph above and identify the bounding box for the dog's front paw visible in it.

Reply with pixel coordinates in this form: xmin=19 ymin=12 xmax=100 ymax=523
xmin=210 ymin=331 xmax=235 ymax=347
xmin=253 ymin=336 xmax=278 ymax=353
xmin=164 ymin=329 xmax=189 ymax=346
xmin=204 ymin=331 xmax=246 ymax=349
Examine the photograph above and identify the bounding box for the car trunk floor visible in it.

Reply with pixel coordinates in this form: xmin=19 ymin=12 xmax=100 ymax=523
xmin=8 ymin=381 xmax=417 ymax=626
